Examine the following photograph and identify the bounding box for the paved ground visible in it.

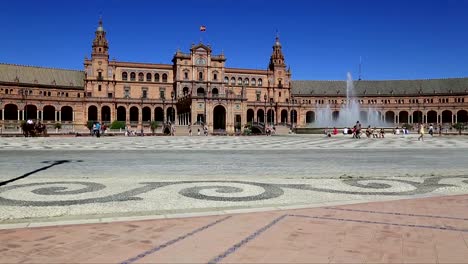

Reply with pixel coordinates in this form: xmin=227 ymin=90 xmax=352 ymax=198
xmin=0 ymin=134 xmax=467 ymax=225
xmin=1 ymin=194 xmax=468 ymax=263
xmin=1 ymin=134 xmax=468 ymax=263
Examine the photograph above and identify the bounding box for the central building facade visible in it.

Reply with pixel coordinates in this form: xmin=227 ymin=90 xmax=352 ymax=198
xmin=84 ymin=19 xmax=292 ymax=134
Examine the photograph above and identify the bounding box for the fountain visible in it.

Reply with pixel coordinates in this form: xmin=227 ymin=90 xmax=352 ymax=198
xmin=311 ymin=72 xmax=388 ymax=128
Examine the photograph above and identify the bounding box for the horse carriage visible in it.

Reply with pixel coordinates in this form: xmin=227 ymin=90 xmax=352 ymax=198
xmin=21 ymin=121 xmax=48 ymax=137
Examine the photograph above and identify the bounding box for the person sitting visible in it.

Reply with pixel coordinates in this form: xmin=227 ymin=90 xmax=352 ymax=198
xmin=365 ymin=126 xmax=372 ymax=138
xmin=333 ymin=127 xmax=338 ymax=135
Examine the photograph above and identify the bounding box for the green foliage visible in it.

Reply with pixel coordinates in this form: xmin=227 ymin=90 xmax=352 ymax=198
xmin=110 ymin=120 xmax=126 ymax=130
xmin=452 ymin=123 xmax=466 ymax=135
xmin=54 ymin=123 xmax=62 ymax=129
xmin=150 ymin=121 xmax=160 ymax=134
xmin=242 ymin=127 xmax=252 ymax=136
xmin=402 ymin=123 xmax=413 ymax=130
xmin=86 ymin=121 xmax=94 ymax=131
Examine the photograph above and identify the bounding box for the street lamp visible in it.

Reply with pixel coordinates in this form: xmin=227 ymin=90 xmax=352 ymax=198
xmin=171 ymin=91 xmax=175 ymax=124
xmin=269 ymin=99 xmax=273 ymax=126
xmin=20 ymin=89 xmax=28 ymax=121
xmin=263 ymin=94 xmax=267 ymax=132
xmin=291 ymin=96 xmax=295 ymax=130
xmin=162 ymin=97 xmax=166 ymax=124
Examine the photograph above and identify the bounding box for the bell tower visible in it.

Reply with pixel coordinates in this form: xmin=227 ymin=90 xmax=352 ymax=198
xmin=269 ymin=36 xmax=286 ymax=70
xmin=268 ymin=34 xmax=291 ymax=102
xmin=92 ymin=18 xmax=109 ymax=60
xmin=84 ymin=17 xmax=114 ymax=100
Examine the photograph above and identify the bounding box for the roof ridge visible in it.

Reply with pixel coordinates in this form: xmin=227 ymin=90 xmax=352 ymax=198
xmin=0 ymin=62 xmax=84 ymax=72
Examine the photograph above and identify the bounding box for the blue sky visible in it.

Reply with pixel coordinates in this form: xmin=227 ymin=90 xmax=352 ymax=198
xmin=1 ymin=0 xmax=467 ymax=80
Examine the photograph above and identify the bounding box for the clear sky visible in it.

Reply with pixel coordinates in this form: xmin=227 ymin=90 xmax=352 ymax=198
xmin=1 ymin=0 xmax=467 ymax=81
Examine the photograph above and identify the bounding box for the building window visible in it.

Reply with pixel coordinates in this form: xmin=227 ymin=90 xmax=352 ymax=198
xmin=162 ymin=73 xmax=168 ymax=83
xmin=251 ymin=78 xmax=256 ymax=85
xmin=184 ymin=72 xmax=188 ymax=79
xmin=237 ymin=78 xmax=242 ymax=85
xmin=142 ymin=89 xmax=148 ymax=99
xmin=199 ymin=72 xmax=203 ymax=81
xmin=155 ymin=73 xmax=160 ymax=82
xmin=138 ymin=72 xmax=144 ymax=82
xmin=213 ymin=73 xmax=218 ymax=80
xmin=124 ymin=87 xmax=130 ymax=98
xmin=122 ymin=72 xmax=128 ymax=81
xmin=256 ymin=93 xmax=260 ymax=101
xmin=160 ymin=90 xmax=165 ymax=99
xmin=98 ymin=72 xmax=102 ymax=80
xmin=108 ymin=93 xmax=113 ymax=98
xmin=244 ymin=78 xmax=249 ymax=85
xmin=146 ymin=73 xmax=152 ymax=82
xmin=77 ymin=93 xmax=81 ymax=98
xmin=98 ymin=85 xmax=102 ymax=91
xmin=258 ymin=78 xmax=263 ymax=86
xmin=86 ymin=92 xmax=92 ymax=97
xmin=130 ymin=72 xmax=136 ymax=81
xmin=230 ymin=77 xmax=235 ymax=85
xmin=224 ymin=77 xmax=229 ymax=83
xmin=279 ymin=92 xmax=281 ymax=97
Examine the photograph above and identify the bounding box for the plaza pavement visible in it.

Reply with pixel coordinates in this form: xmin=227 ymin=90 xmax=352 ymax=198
xmin=0 ymin=134 xmax=467 ymax=262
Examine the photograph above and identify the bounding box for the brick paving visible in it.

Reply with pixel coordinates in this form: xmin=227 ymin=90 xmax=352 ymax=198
xmin=1 ymin=194 xmax=468 ymax=263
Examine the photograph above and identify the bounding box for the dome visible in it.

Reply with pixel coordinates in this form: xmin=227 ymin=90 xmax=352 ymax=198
xmin=274 ymin=36 xmax=281 ymax=47
xmin=96 ymin=19 xmax=104 ymax=32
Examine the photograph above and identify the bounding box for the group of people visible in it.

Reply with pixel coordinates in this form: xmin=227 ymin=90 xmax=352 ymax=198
xmin=265 ymin=126 xmax=276 ymax=136
xmin=188 ymin=124 xmax=208 ymax=136
xmin=325 ymin=121 xmax=386 ymax=139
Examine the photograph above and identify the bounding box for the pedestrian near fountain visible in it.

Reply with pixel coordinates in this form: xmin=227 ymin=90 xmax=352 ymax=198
xmin=428 ymin=124 xmax=434 ymax=136
xmin=418 ymin=124 xmax=425 ymax=141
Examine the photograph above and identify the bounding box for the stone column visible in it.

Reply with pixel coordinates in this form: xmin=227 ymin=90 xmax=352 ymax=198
xmin=150 ymin=108 xmax=154 ymax=122
xmin=72 ymin=111 xmax=75 ymax=122
xmin=17 ymin=110 xmax=20 ymax=120
xmin=21 ymin=110 xmax=24 ymax=120
xmin=59 ymin=111 xmax=62 ymax=122
xmin=55 ymin=111 xmax=58 ymax=122
xmin=2 ymin=109 xmax=4 ymax=120
xmin=36 ymin=110 xmax=39 ymax=120
xmin=454 ymin=114 xmax=457 ymax=124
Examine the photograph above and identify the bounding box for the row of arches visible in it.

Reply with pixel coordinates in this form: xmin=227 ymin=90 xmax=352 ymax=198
xmin=122 ymin=72 xmax=168 ymax=82
xmin=246 ymin=109 xmax=298 ymax=124
xmin=2 ymin=103 xmax=467 ymax=125
xmin=1 ymin=104 xmax=73 ymax=121
xmin=302 ymin=110 xmax=468 ymax=124
xmin=86 ymin=105 xmax=175 ymax=123
xmin=224 ymin=77 xmax=263 ymax=86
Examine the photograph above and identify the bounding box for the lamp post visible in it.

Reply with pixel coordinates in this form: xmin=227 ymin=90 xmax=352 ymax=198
xmin=171 ymin=91 xmax=175 ymax=124
xmin=162 ymin=97 xmax=166 ymax=124
xmin=263 ymin=94 xmax=267 ymax=132
xmin=269 ymin=100 xmax=273 ymax=126
xmin=20 ymin=89 xmax=28 ymax=121
xmin=291 ymin=96 xmax=295 ymax=130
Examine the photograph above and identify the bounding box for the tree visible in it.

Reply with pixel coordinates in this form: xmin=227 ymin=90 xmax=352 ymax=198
xmin=109 ymin=120 xmax=126 ymax=130
xmin=54 ymin=123 xmax=62 ymax=130
xmin=86 ymin=121 xmax=94 ymax=131
xmin=150 ymin=121 xmax=160 ymax=135
xmin=452 ymin=123 xmax=466 ymax=135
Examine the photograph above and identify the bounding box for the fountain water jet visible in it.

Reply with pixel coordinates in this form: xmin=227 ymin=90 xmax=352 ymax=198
xmin=311 ymin=73 xmax=389 ymax=128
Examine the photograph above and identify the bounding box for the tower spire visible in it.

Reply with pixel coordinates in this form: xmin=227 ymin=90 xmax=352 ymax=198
xmin=91 ymin=17 xmax=109 ymax=59
xmin=269 ymin=34 xmax=285 ymax=70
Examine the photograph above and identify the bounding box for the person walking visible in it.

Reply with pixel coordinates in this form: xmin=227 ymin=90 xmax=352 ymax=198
xmin=418 ymin=123 xmax=425 ymax=141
